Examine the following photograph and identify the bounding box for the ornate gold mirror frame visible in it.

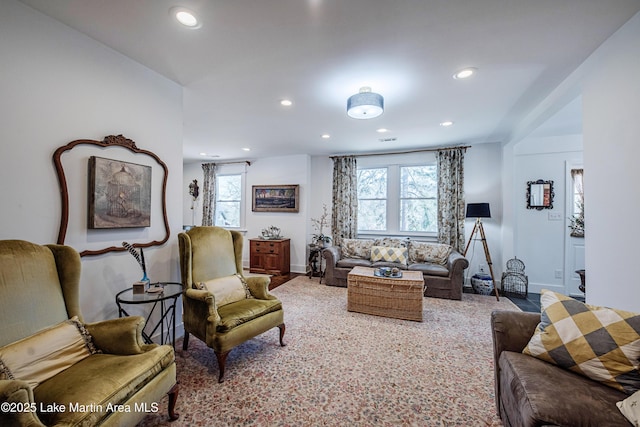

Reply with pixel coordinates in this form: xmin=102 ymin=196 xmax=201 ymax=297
xmin=53 ymin=135 xmax=170 ymax=256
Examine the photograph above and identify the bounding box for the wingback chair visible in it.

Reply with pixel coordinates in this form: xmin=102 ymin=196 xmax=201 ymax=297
xmin=0 ymin=240 xmax=178 ymax=427
xmin=178 ymin=226 xmax=286 ymax=382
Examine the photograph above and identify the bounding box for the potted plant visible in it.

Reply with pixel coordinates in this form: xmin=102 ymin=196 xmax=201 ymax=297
xmin=311 ymin=204 xmax=332 ymax=248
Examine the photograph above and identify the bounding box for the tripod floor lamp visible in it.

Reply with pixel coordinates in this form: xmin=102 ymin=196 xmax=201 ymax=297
xmin=463 ymin=203 xmax=499 ymax=301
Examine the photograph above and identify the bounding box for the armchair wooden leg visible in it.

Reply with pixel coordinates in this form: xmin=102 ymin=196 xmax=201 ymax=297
xmin=278 ymin=323 xmax=286 ymax=347
xmin=215 ymin=351 xmax=229 ymax=383
xmin=167 ymin=383 xmax=179 ymax=421
xmin=182 ymin=332 xmax=190 ymax=351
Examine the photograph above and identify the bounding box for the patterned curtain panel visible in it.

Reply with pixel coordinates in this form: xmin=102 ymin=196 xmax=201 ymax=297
xmin=437 ymin=148 xmax=466 ymax=252
xmin=331 ymin=156 xmax=358 ymax=247
xmin=201 ymin=163 xmax=217 ymax=226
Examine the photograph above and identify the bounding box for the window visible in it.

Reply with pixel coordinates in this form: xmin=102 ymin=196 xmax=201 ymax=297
xmin=400 ymin=165 xmax=437 ymax=232
xmin=569 ymin=168 xmax=584 ymax=237
xmin=357 ymin=160 xmax=437 ymax=236
xmin=357 ymin=168 xmax=387 ymax=231
xmin=215 ymin=174 xmax=242 ymax=227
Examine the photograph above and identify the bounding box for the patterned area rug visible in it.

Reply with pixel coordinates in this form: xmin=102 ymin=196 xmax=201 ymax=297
xmin=139 ymin=276 xmax=519 ymax=426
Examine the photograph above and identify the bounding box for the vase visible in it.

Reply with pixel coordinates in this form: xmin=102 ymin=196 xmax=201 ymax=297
xmin=141 ymin=272 xmax=150 ymax=285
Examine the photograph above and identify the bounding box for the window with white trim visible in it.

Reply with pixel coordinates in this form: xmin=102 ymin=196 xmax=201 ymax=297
xmin=215 ymin=174 xmax=242 ymax=228
xmin=357 ymin=156 xmax=437 ymax=236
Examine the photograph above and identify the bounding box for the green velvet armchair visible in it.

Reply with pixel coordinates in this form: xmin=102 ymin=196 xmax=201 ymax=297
xmin=0 ymin=240 xmax=178 ymax=426
xmin=178 ymin=226 xmax=285 ymax=382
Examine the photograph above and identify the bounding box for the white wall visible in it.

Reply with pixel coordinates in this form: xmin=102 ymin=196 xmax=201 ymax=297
xmin=184 ymin=149 xmax=500 ymax=279
xmin=245 ymin=155 xmax=311 ymax=273
xmin=183 ymin=162 xmax=204 ymax=227
xmin=183 ymin=156 xmax=313 ymax=274
xmin=464 ymin=143 xmax=504 ymax=285
xmin=512 ymin=135 xmax=583 ymax=295
xmin=0 ymin=0 xmax=184 ymax=325
xmin=582 ymin=11 xmax=640 ymax=311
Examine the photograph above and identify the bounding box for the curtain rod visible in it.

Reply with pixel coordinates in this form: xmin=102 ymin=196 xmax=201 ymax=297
xmin=203 ymin=160 xmax=251 ymax=166
xmin=329 ymin=145 xmax=470 ymax=159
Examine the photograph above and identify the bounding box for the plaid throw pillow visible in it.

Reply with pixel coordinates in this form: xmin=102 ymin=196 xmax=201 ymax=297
xmin=523 ymin=290 xmax=640 ymax=394
xmin=370 ymin=246 xmax=408 ymax=264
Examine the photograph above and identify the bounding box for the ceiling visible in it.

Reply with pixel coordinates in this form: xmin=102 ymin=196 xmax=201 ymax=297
xmin=19 ymin=0 xmax=640 ymax=163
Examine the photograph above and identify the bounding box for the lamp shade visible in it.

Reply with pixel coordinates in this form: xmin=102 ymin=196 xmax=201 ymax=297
xmin=466 ymin=203 xmax=491 ymax=218
xmin=347 ymin=87 xmax=384 ymax=119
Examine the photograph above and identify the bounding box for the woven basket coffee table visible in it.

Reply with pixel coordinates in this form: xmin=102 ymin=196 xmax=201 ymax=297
xmin=347 ymin=266 xmax=425 ymax=321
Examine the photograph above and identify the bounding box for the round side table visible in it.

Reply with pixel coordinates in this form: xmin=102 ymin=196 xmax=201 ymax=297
xmin=115 ymin=282 xmax=183 ymax=349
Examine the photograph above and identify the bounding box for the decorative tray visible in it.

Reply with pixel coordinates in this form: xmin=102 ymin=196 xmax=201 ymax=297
xmin=374 ymin=269 xmax=403 ymax=278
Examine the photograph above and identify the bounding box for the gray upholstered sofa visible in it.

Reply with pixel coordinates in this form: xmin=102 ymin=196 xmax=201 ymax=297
xmin=322 ymin=238 xmax=469 ymax=300
xmin=491 ymin=310 xmax=630 ymax=426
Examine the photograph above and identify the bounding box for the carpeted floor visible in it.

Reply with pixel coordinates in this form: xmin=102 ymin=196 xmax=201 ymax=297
xmin=139 ymin=276 xmax=519 ymax=426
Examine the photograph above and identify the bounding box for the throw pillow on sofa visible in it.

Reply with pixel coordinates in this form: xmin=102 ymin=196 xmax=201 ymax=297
xmin=0 ymin=316 xmax=99 ymax=388
xmin=617 ymin=389 xmax=640 ymax=425
xmin=370 ymin=246 xmax=408 ymax=264
xmin=341 ymin=238 xmax=374 ymax=259
xmin=409 ymin=242 xmax=452 ymax=265
xmin=523 ymin=289 xmax=640 ymax=394
xmin=373 ymin=237 xmax=408 ymax=248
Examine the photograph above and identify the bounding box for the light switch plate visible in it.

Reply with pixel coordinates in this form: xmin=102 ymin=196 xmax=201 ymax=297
xmin=548 ymin=212 xmax=563 ymax=221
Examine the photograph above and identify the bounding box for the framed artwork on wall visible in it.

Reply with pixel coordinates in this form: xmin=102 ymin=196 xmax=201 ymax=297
xmin=53 ymin=134 xmax=170 ymax=256
xmin=252 ymin=184 xmax=299 ymax=213
xmin=88 ymin=156 xmax=152 ymax=229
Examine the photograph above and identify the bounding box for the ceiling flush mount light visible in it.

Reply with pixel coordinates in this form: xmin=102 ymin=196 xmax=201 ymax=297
xmin=280 ymin=99 xmax=293 ymax=107
xmin=242 ymin=147 xmax=251 ymax=152
xmin=376 ymin=128 xmax=389 ymax=133
xmin=453 ymin=67 xmax=477 ymax=80
xmin=347 ymin=87 xmax=384 ymax=119
xmin=170 ymin=7 xmax=201 ymax=29
xmin=321 ymin=134 xmax=331 ymax=139
xmin=440 ymin=121 xmax=454 ymax=127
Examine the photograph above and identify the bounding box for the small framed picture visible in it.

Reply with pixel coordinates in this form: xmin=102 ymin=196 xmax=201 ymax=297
xmin=252 ymin=185 xmax=299 ymax=213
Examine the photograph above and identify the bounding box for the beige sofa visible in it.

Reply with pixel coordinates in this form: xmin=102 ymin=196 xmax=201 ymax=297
xmin=322 ymin=238 xmax=469 ymax=300
xmin=0 ymin=240 xmax=178 ymax=426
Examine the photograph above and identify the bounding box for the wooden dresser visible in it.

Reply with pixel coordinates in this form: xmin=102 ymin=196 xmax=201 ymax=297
xmin=249 ymin=238 xmax=290 ymax=276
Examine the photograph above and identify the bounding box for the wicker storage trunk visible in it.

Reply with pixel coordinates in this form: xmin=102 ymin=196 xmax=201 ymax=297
xmin=347 ymin=266 xmax=425 ymax=321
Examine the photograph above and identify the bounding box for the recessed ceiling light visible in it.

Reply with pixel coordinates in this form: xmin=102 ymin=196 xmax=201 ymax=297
xmin=199 ymin=152 xmax=207 ymax=156
xmin=280 ymin=99 xmax=293 ymax=107
xmin=170 ymin=7 xmax=201 ymax=29
xmin=440 ymin=121 xmax=454 ymax=127
xmin=321 ymin=134 xmax=331 ymax=139
xmin=376 ymin=128 xmax=389 ymax=133
xmin=242 ymin=147 xmax=251 ymax=151
xmin=453 ymin=68 xmax=477 ymax=79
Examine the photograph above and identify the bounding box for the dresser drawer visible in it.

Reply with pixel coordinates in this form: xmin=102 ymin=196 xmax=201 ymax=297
xmin=251 ymin=240 xmax=281 ymax=255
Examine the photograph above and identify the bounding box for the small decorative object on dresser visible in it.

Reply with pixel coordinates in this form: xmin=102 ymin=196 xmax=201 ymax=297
xmin=249 ymin=238 xmax=290 ymax=276
xmin=261 ymin=225 xmax=282 ymax=240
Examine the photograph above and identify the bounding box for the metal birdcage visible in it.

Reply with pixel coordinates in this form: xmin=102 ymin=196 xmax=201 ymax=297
xmin=501 ymin=257 xmax=528 ymax=298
